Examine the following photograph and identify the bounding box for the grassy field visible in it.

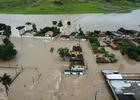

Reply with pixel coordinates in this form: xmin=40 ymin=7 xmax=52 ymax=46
xmin=0 ymin=0 xmax=140 ymax=14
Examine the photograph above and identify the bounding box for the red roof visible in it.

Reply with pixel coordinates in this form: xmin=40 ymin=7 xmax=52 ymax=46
xmin=109 ymin=42 xmax=118 ymax=49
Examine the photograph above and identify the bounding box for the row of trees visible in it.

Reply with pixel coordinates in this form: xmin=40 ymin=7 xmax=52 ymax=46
xmin=52 ymin=20 xmax=71 ymax=27
xmin=35 ymin=26 xmax=61 ymax=37
xmin=0 ymin=23 xmax=16 ymax=96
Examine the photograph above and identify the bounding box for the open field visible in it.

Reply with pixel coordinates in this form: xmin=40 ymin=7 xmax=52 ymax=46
xmin=0 ymin=0 xmax=140 ymax=14
xmin=0 ymin=37 xmax=139 ymax=100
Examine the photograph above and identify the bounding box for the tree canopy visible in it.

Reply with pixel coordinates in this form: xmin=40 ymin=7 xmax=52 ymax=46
xmin=58 ymin=47 xmax=70 ymax=60
xmin=0 ymin=73 xmax=12 ymax=96
xmin=0 ymin=38 xmax=17 ymax=60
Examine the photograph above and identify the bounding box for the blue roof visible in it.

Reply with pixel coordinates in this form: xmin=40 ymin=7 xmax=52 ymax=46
xmin=64 ymin=70 xmax=83 ymax=73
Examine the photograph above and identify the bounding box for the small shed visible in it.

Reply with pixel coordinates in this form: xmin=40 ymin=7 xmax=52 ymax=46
xmin=16 ymin=26 xmax=25 ymax=36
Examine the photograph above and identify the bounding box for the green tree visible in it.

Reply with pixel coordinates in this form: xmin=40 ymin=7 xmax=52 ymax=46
xmin=52 ymin=21 xmax=57 ymax=26
xmin=58 ymin=20 xmax=63 ymax=27
xmin=58 ymin=47 xmax=70 ymax=60
xmin=25 ymin=22 xmax=32 ymax=25
xmin=3 ymin=25 xmax=11 ymax=38
xmin=0 ymin=38 xmax=17 ymax=60
xmin=67 ymin=21 xmax=71 ymax=25
xmin=0 ymin=73 xmax=12 ymax=96
xmin=32 ymin=23 xmax=37 ymax=32
xmin=3 ymin=37 xmax=10 ymax=44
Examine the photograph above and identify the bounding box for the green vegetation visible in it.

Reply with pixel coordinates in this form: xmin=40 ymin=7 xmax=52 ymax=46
xmin=34 ymin=26 xmax=60 ymax=37
xmin=0 ymin=23 xmax=17 ymax=60
xmin=0 ymin=0 xmax=140 ymax=14
xmin=58 ymin=47 xmax=70 ymax=60
xmin=104 ymin=51 xmax=118 ymax=63
xmin=114 ymin=39 xmax=140 ymax=61
xmin=0 ymin=23 xmax=11 ymax=38
xmin=89 ymin=37 xmax=100 ymax=51
xmin=57 ymin=20 xmax=63 ymax=27
xmin=0 ymin=38 xmax=17 ymax=60
xmin=0 ymin=73 xmax=12 ymax=96
xmin=52 ymin=21 xmax=57 ymax=26
xmin=89 ymin=36 xmax=117 ymax=63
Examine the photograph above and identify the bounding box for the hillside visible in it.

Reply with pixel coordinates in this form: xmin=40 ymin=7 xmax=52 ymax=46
xmin=0 ymin=0 xmax=140 ymax=14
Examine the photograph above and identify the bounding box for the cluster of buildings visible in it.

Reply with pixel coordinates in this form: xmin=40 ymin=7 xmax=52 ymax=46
xmin=64 ymin=45 xmax=87 ymax=75
xmin=102 ymin=70 xmax=140 ymax=100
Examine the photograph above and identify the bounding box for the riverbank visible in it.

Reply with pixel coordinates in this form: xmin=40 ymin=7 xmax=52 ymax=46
xmin=0 ymin=9 xmax=140 ymax=37
xmin=0 ymin=1 xmax=140 ymax=14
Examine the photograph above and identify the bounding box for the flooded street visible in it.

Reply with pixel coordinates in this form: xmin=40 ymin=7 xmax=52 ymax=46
xmin=0 ymin=9 xmax=140 ymax=37
xmin=0 ymin=37 xmax=139 ymax=100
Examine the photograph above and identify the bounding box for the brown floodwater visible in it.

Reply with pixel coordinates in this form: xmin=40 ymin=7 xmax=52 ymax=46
xmin=0 ymin=10 xmax=140 ymax=100
xmin=0 ymin=9 xmax=140 ymax=37
xmin=0 ymin=37 xmax=137 ymax=100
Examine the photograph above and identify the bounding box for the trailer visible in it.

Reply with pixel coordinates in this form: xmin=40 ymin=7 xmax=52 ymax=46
xmin=64 ymin=70 xmax=84 ymax=75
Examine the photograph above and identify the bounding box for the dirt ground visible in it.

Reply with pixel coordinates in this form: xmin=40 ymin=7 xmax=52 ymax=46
xmin=0 ymin=37 xmax=140 ymax=100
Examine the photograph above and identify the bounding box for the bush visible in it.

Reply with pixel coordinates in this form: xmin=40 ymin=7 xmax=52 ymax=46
xmin=52 ymin=21 xmax=57 ymax=25
xmin=99 ymin=47 xmax=106 ymax=53
xmin=3 ymin=25 xmax=11 ymax=38
xmin=89 ymin=37 xmax=100 ymax=46
xmin=136 ymin=56 xmax=140 ymax=61
xmin=25 ymin=22 xmax=32 ymax=25
xmin=58 ymin=20 xmax=63 ymax=27
xmin=91 ymin=44 xmax=99 ymax=50
xmin=32 ymin=23 xmax=37 ymax=32
xmin=67 ymin=21 xmax=71 ymax=25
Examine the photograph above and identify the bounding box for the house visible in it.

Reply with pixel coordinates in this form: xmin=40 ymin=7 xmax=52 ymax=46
xmin=108 ymin=42 xmax=119 ymax=50
xmin=60 ymin=35 xmax=69 ymax=40
xmin=25 ymin=23 xmax=32 ymax=31
xmin=16 ymin=26 xmax=25 ymax=36
xmin=45 ymin=31 xmax=55 ymax=40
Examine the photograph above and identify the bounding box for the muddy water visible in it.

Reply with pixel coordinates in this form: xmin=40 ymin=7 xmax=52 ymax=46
xmin=0 ymin=37 xmax=139 ymax=100
xmin=0 ymin=10 xmax=140 ymax=100
xmin=0 ymin=9 xmax=140 ymax=37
